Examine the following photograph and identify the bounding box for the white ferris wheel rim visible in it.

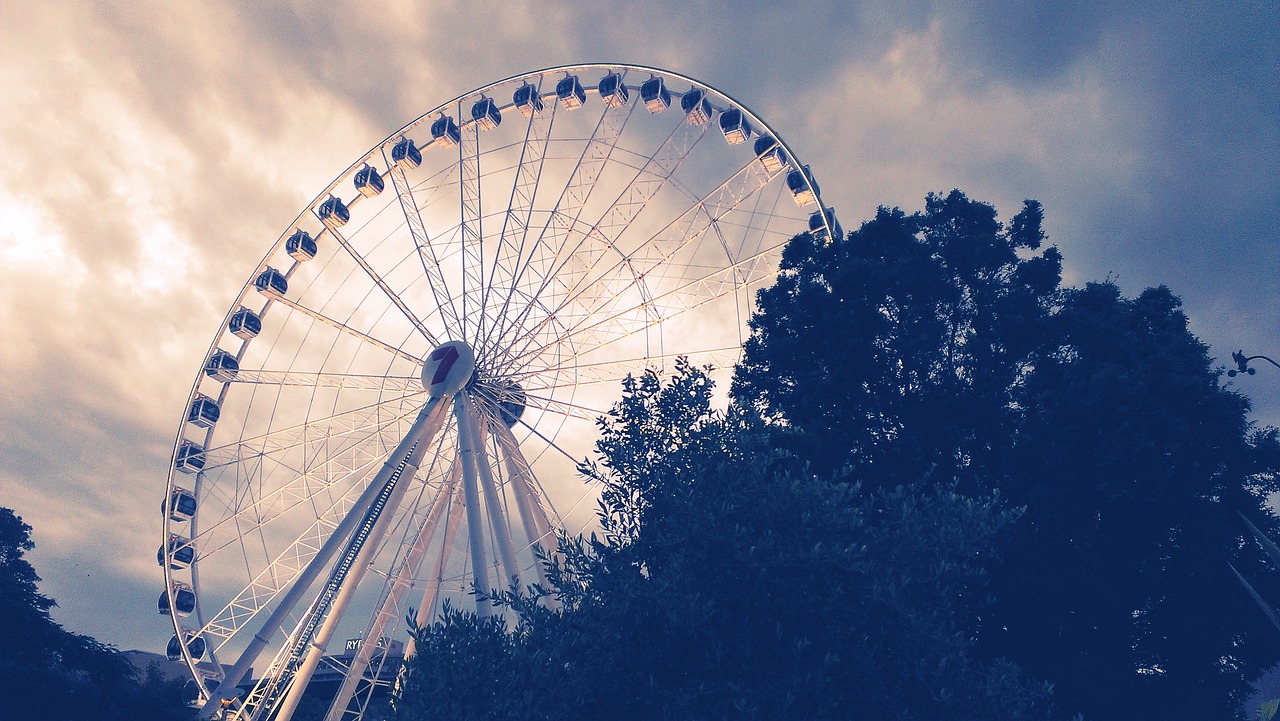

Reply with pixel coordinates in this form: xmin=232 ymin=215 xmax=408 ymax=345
xmin=158 ymin=62 xmax=834 ymax=719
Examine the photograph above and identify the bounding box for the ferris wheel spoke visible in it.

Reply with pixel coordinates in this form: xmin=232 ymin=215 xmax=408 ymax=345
xmin=199 ymin=395 xmax=422 ymax=484
xmin=269 ymin=294 xmax=423 ymax=365
xmin=318 ymin=222 xmax=439 ymax=348
xmin=514 ymin=390 xmax=609 ymax=422
xmin=382 ymin=145 xmax=464 ymax=341
xmin=511 ymin=346 xmax=743 ymax=392
xmin=224 ymin=369 xmax=421 ymax=392
xmin=495 ymin=158 xmax=785 ymax=374
xmin=477 ymin=95 xmax=636 ymax=369
xmin=501 ymin=246 xmax=779 ymax=381
xmin=458 ymin=111 xmax=487 ymax=342
xmin=502 ymin=115 xmax=715 ymax=354
xmin=479 ymin=86 xmax=556 ymax=354
xmin=198 ymin=457 xmax=384 ymax=650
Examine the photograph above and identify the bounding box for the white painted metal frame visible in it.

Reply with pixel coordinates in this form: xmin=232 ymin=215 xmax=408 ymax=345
xmin=160 ymin=63 xmax=834 ymax=721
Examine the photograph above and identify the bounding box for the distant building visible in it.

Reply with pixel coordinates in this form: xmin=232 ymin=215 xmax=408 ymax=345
xmin=120 ymin=639 xmax=405 ymax=714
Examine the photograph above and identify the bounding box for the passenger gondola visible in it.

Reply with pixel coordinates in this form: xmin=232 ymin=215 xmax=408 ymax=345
xmin=204 ymin=349 xmax=239 ymax=382
xmin=164 ymin=488 xmax=197 ymax=522
xmin=229 ymin=307 xmax=262 ymax=340
xmin=471 ymin=97 xmax=502 ymax=130
xmin=317 ymin=195 xmax=350 ymax=229
xmin=513 ymin=83 xmax=544 ymax=117
xmin=158 ymin=582 xmax=196 ymax=617
xmin=158 ymin=534 xmax=196 ymax=570
xmin=354 ymin=164 xmax=385 ymax=197
xmin=640 ymin=76 xmax=670 ymax=113
xmin=187 ymin=394 xmax=220 ymax=428
xmin=175 ymin=440 xmax=205 ymax=474
xmin=391 ymin=138 xmax=422 ymax=170
xmin=167 ymin=630 xmax=207 ymax=662
xmin=718 ymin=107 xmax=751 ymax=144
xmin=285 ymin=229 xmax=317 ymax=261
xmin=254 ymin=267 xmax=288 ymax=299
xmin=430 ymin=115 xmax=461 ymax=148
xmin=809 ymin=206 xmax=842 ymax=239
xmin=556 ymin=75 xmax=586 ymax=109
xmin=753 ymin=135 xmax=787 ymax=173
xmin=598 ymin=72 xmax=629 ymax=108
xmin=681 ymin=88 xmax=712 ymax=125
xmin=786 ymin=165 xmax=819 ymax=207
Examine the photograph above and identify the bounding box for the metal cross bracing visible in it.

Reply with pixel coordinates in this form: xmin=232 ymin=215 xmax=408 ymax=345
xmin=198 ymin=446 xmax=451 ymax=651
xmin=318 ymin=222 xmax=439 ymax=349
xmin=169 ymin=65 xmax=833 ymax=721
xmin=478 ymin=120 xmax=717 ymax=377
xmin=475 ymin=91 xmax=636 ymax=375
xmin=383 ymin=144 xmax=464 ymax=343
xmin=493 ymin=157 xmax=787 ymax=379
xmin=196 ymin=433 xmax=441 ymax=640
xmin=323 ymin=460 xmax=463 ymax=721
xmin=477 ymin=80 xmax=556 ymax=364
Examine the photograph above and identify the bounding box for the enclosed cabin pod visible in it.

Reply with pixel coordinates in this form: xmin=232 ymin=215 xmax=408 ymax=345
xmin=809 ymin=206 xmax=842 ymax=240
xmin=229 ymin=307 xmax=262 ymax=340
xmin=317 ymin=195 xmax=350 ymax=230
xmin=431 ymin=115 xmax=461 ymax=148
xmin=556 ymin=75 xmax=586 ymax=110
xmin=285 ymin=229 xmax=317 ymax=262
xmin=204 ymin=349 xmax=239 ymax=382
xmin=786 ymin=165 xmax=820 ymax=207
xmin=471 ymin=97 xmax=502 ymax=131
xmin=513 ymin=83 xmax=544 ymax=118
xmin=718 ymin=108 xmax=752 ymax=145
xmin=175 ymin=440 xmax=206 ymax=475
xmin=753 ymin=135 xmax=787 ymax=173
xmin=391 ymin=138 xmax=422 ymax=170
xmin=158 ymin=582 xmax=196 ymax=617
xmin=354 ymin=163 xmax=385 ymax=197
xmin=640 ymin=76 xmax=671 ymax=113
xmin=164 ymin=488 xmax=197 ymax=522
xmin=187 ymin=393 xmax=220 ymax=429
xmin=167 ymin=630 xmax=207 ymax=662
xmin=598 ymin=72 xmax=629 ymax=108
xmin=254 ymin=267 xmax=288 ymax=299
xmin=681 ymin=88 xmax=713 ymax=126
xmin=158 ymin=534 xmax=196 ymax=570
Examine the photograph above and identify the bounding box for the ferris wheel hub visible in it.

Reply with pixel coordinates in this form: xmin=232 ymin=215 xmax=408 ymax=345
xmin=422 ymin=341 xmax=476 ymax=398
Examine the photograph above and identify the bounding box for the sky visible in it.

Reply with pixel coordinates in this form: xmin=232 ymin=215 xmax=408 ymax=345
xmin=0 ymin=1 xmax=1276 ymax=655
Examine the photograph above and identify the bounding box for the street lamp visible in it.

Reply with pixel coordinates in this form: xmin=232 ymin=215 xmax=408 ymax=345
xmin=1229 ymin=350 xmax=1280 ymax=377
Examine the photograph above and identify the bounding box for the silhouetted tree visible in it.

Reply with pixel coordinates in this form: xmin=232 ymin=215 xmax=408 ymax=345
xmin=732 ymin=192 xmax=1280 ymax=720
xmin=0 ymin=507 xmax=194 ymax=720
xmin=395 ymin=362 xmax=1055 ymax=721
xmin=732 ymin=190 xmax=1061 ymax=488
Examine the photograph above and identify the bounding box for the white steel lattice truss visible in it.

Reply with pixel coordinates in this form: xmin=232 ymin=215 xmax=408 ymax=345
xmin=157 ymin=64 xmax=835 ymax=721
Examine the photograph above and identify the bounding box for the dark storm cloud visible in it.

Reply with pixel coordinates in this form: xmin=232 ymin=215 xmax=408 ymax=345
xmin=1 ymin=0 xmax=1275 ymax=654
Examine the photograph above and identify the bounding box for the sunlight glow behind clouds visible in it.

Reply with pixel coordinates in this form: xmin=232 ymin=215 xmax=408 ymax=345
xmin=0 ymin=0 xmax=1274 ymax=654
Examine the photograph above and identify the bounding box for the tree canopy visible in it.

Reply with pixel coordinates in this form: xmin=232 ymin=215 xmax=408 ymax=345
xmin=396 ymin=361 xmax=1054 ymax=720
xmin=731 ymin=191 xmax=1280 ymax=720
xmin=396 ymin=191 xmax=1280 ymax=721
xmin=0 ymin=507 xmax=193 ymax=721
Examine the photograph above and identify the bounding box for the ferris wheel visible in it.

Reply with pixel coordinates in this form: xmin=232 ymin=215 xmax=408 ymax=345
xmin=158 ymin=63 xmax=836 ymax=721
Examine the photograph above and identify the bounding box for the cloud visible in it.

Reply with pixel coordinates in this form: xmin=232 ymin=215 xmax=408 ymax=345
xmin=0 ymin=0 xmax=1275 ymax=655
